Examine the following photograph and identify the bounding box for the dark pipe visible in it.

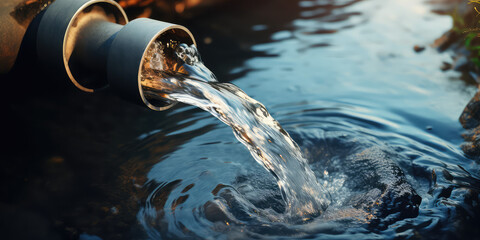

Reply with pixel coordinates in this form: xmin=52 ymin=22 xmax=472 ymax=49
xmin=71 ymin=16 xmax=123 ymax=89
xmin=36 ymin=0 xmax=128 ymax=92
xmin=33 ymin=0 xmax=196 ymax=110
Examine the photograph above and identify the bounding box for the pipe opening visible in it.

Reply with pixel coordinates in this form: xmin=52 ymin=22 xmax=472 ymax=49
xmin=140 ymin=27 xmax=196 ymax=110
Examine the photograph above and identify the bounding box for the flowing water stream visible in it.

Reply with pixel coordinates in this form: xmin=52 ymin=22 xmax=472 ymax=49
xmin=141 ymin=42 xmax=330 ymax=220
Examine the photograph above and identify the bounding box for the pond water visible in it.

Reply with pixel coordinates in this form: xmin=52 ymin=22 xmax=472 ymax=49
xmin=128 ymin=0 xmax=480 ymax=239
xmin=119 ymin=0 xmax=479 ymax=239
xmin=2 ymin=0 xmax=480 ymax=239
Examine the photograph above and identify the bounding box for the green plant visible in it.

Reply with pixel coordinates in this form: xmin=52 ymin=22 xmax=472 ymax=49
xmin=466 ymin=1 xmax=480 ymax=67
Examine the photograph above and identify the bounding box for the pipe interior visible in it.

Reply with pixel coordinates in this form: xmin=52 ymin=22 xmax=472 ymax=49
xmin=141 ymin=28 xmax=195 ymax=109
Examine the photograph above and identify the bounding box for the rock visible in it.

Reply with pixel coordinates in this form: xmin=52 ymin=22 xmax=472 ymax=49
xmin=293 ymin=130 xmax=422 ymax=229
xmin=413 ymin=45 xmax=425 ymax=53
xmin=441 ymin=61 xmax=453 ymax=71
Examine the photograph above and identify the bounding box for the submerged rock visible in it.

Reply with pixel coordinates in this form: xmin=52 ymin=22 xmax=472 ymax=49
xmin=293 ymin=130 xmax=421 ymax=229
xmin=460 ymin=90 xmax=480 ymax=158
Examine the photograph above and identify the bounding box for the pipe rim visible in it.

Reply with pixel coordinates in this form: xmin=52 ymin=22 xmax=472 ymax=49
xmin=63 ymin=0 xmax=128 ymax=93
xmin=138 ymin=25 xmax=197 ymax=111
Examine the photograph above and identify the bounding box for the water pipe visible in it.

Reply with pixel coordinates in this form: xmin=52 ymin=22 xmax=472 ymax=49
xmin=1 ymin=0 xmax=196 ymax=110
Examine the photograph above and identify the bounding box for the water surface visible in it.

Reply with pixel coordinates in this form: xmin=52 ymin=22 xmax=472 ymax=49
xmin=122 ymin=0 xmax=480 ymax=239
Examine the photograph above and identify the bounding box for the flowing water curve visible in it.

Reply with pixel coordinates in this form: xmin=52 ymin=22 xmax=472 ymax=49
xmin=141 ymin=42 xmax=330 ymax=221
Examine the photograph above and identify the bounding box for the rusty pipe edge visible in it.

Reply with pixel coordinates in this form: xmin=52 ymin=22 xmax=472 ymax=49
xmin=0 ymin=0 xmax=52 ymax=74
xmin=36 ymin=0 xmax=196 ymax=110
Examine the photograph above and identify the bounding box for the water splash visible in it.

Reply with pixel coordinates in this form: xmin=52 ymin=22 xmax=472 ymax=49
xmin=141 ymin=41 xmax=330 ymax=219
